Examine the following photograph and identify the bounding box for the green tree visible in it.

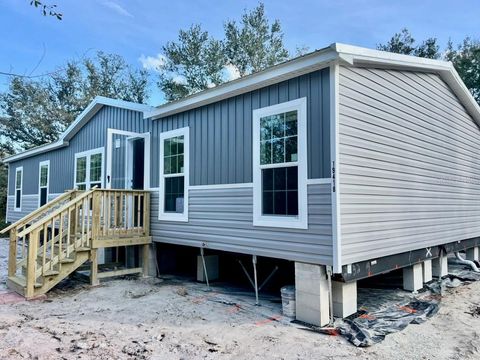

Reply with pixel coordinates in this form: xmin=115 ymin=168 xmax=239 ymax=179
xmin=378 ymin=29 xmax=480 ymax=104
xmin=377 ymin=28 xmax=440 ymax=59
xmin=224 ymin=2 xmax=289 ymax=77
xmin=158 ymin=24 xmax=226 ymax=102
xmin=0 ymin=52 xmax=149 ymax=151
xmin=445 ymin=38 xmax=480 ymax=103
xmin=157 ymin=2 xmax=290 ymax=101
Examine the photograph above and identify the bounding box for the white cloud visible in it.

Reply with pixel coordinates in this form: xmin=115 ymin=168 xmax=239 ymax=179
xmin=139 ymin=53 xmax=167 ymax=72
xmin=223 ymin=64 xmax=241 ymax=82
xmin=103 ymin=1 xmax=134 ymax=18
xmin=172 ymin=75 xmax=187 ymax=86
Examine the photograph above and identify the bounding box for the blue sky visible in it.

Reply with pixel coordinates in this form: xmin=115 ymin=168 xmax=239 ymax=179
xmin=0 ymin=0 xmax=479 ymax=105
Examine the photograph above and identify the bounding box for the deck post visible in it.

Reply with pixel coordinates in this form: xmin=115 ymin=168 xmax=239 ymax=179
xmin=142 ymin=244 xmax=150 ymax=277
xmin=143 ymin=192 xmax=150 ymax=237
xmin=90 ymin=249 xmax=99 ymax=286
xmin=25 ymin=229 xmax=40 ymax=298
xmin=8 ymin=229 xmax=17 ymax=277
xmin=92 ymin=191 xmax=102 ymax=242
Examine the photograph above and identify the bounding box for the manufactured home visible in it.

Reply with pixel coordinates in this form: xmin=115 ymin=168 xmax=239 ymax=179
xmin=3 ymin=43 xmax=480 ymax=326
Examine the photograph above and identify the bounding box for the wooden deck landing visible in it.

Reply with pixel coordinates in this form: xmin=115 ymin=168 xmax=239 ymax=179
xmin=1 ymin=188 xmax=151 ymax=298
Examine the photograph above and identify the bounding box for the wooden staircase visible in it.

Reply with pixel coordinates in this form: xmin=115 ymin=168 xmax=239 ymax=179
xmin=1 ymin=189 xmax=151 ymax=299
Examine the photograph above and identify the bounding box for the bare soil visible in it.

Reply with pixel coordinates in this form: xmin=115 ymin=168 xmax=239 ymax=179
xmin=0 ymin=239 xmax=479 ymax=359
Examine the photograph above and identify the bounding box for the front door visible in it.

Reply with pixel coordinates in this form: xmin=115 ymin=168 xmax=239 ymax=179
xmin=128 ymin=137 xmax=145 ymax=190
xmin=106 ymin=129 xmax=150 ymax=190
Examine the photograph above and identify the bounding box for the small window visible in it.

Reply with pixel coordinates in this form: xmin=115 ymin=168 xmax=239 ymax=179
xmin=90 ymin=153 xmax=102 ymax=188
xmin=75 ymin=156 xmax=87 ymax=190
xmin=253 ymin=98 xmax=308 ymax=229
xmin=159 ymin=127 xmax=189 ymax=222
xmin=74 ymin=148 xmax=103 ymax=190
xmin=38 ymin=161 xmax=50 ymax=207
xmin=15 ymin=167 xmax=23 ymax=211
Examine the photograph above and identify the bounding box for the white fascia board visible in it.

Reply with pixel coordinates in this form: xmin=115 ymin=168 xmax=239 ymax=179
xmin=3 ymin=96 xmax=153 ymax=163
xmin=335 ymin=43 xmax=480 ymax=127
xmin=3 ymin=141 xmax=69 ymax=163
xmin=62 ymin=96 xmax=154 ymax=141
xmin=438 ymin=66 xmax=480 ymax=127
xmin=334 ymin=43 xmax=452 ymax=70
xmin=145 ymin=48 xmax=339 ymax=120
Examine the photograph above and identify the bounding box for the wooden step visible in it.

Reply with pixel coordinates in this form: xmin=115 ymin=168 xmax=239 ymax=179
xmin=43 ymin=270 xmax=59 ymax=276
xmin=60 ymin=258 xmax=75 ymax=264
xmin=8 ymin=275 xmax=42 ymax=289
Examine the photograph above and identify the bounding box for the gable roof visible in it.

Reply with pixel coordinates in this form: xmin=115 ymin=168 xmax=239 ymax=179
xmin=5 ymin=43 xmax=480 ymax=163
xmin=3 ymin=96 xmax=154 ymax=163
xmin=145 ymin=43 xmax=480 ymax=128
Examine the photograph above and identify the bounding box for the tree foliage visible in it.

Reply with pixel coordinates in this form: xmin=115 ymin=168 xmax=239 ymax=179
xmin=224 ymin=3 xmax=289 ymax=77
xmin=378 ymin=29 xmax=480 ymax=104
xmin=0 ymin=52 xmax=149 ymax=152
xmin=377 ymin=28 xmax=440 ymax=59
xmin=29 ymin=0 xmax=62 ymax=20
xmin=159 ymin=25 xmax=226 ymax=101
xmin=157 ymin=2 xmax=290 ymax=101
xmin=445 ymin=38 xmax=480 ymax=103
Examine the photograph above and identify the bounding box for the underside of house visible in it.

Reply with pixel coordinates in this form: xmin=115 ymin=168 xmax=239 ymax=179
xmin=3 ymin=43 xmax=480 ymax=327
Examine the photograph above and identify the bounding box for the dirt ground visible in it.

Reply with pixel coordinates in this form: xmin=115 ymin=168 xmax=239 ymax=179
xmin=1 ymin=239 xmax=480 ymax=360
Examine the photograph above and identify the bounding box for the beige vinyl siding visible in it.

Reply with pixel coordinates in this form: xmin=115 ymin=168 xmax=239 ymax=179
xmin=338 ymin=65 xmax=480 ymax=264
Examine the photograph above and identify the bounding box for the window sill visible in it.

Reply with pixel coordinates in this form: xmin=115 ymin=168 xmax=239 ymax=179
xmin=253 ymin=215 xmax=308 ymax=230
xmin=158 ymin=213 xmax=189 ymax=222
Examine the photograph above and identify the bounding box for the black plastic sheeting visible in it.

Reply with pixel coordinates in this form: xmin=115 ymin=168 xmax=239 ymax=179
xmin=337 ymin=298 xmax=439 ymax=347
xmin=330 ymin=265 xmax=480 ymax=347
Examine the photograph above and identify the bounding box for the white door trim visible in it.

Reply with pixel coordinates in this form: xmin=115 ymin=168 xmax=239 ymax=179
xmin=106 ymin=128 xmax=151 ymax=189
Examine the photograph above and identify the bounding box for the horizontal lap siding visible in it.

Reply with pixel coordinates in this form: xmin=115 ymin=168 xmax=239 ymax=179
xmin=6 ymin=195 xmax=38 ymax=223
xmin=338 ymin=66 xmax=480 ymax=264
xmin=150 ymin=68 xmax=331 ymax=187
xmin=150 ymin=183 xmax=333 ymax=264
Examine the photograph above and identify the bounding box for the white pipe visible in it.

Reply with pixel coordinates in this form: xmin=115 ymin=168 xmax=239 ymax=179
xmin=252 ymin=255 xmax=259 ymax=306
xmin=454 ymin=252 xmax=480 ymax=272
xmin=326 ymin=266 xmax=334 ymax=325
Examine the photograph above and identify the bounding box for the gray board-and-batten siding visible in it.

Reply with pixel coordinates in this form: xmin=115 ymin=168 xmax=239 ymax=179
xmin=8 ymin=68 xmax=330 ymax=193
xmin=338 ymin=65 xmax=480 ymax=265
xmin=7 ymin=68 xmax=334 ymax=265
xmin=7 ymin=106 xmax=149 ymax=196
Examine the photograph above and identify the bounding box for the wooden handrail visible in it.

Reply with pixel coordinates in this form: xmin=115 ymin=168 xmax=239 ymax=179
xmin=17 ymin=188 xmax=96 ymax=238
xmin=8 ymin=188 xmax=151 ymax=294
xmin=1 ymin=190 xmax=76 ymax=234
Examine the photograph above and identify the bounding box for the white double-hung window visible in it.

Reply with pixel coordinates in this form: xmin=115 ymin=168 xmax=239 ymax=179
xmin=38 ymin=160 xmax=50 ymax=207
xmin=74 ymin=148 xmax=104 ymax=190
xmin=14 ymin=167 xmax=23 ymax=211
xmin=253 ymin=97 xmax=308 ymax=229
xmin=159 ymin=127 xmax=189 ymax=222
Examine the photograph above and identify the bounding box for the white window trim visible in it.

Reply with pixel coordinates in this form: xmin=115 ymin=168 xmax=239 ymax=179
xmin=252 ymin=97 xmax=308 ymax=229
xmin=14 ymin=166 xmax=23 ymax=212
xmin=74 ymin=147 xmax=105 ymax=190
xmin=38 ymin=160 xmax=50 ymax=207
xmin=159 ymin=127 xmax=189 ymax=222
